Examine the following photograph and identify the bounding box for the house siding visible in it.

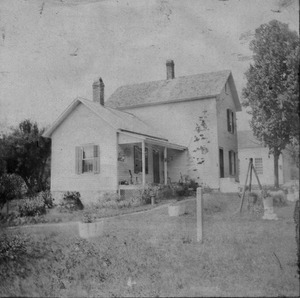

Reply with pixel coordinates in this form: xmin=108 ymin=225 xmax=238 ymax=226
xmin=51 ymin=103 xmax=118 ymax=204
xmin=216 ymin=82 xmax=239 ymax=181
xmin=123 ymin=99 xmax=220 ymax=188
xmin=238 ymin=147 xmax=284 ymax=186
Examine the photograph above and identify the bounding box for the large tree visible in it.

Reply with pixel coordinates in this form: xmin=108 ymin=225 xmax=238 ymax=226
xmin=3 ymin=119 xmax=51 ymax=193
xmin=242 ymin=20 xmax=299 ymax=187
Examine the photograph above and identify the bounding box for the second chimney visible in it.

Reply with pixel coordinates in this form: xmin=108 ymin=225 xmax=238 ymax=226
xmin=92 ymin=77 xmax=105 ymax=105
xmin=166 ymin=59 xmax=175 ymax=80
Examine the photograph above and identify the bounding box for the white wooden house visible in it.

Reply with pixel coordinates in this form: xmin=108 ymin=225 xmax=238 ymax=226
xmin=43 ymin=60 xmax=241 ymax=203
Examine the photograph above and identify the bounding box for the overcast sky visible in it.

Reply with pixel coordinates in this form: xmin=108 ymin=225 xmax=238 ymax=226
xmin=0 ymin=0 xmax=299 ymax=132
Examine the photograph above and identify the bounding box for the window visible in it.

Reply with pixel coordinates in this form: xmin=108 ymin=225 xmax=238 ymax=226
xmin=134 ymin=146 xmax=148 ymax=174
xmin=75 ymin=144 xmax=100 ymax=174
xmin=227 ymin=109 xmax=235 ymax=133
xmin=229 ymin=150 xmax=236 ymax=175
xmin=254 ymin=158 xmax=263 ymax=175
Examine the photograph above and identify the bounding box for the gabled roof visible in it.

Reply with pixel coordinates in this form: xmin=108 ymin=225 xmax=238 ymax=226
xmin=238 ymin=130 xmax=264 ymax=149
xmin=43 ymin=97 xmax=168 ymax=140
xmin=106 ymin=70 xmax=241 ymax=111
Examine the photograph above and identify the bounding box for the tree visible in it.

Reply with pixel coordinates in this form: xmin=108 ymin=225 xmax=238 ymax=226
xmin=242 ymin=20 xmax=299 ymax=187
xmin=3 ymin=120 xmax=51 ymax=193
xmin=0 ymin=138 xmax=6 ymax=175
xmin=0 ymin=174 xmax=24 ymax=213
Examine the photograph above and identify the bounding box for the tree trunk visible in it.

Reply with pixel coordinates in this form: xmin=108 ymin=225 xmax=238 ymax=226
xmin=273 ymin=149 xmax=280 ymax=188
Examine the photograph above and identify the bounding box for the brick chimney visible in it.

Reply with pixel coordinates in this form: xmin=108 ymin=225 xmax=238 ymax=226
xmin=166 ymin=59 xmax=175 ymax=79
xmin=92 ymin=77 xmax=105 ymax=105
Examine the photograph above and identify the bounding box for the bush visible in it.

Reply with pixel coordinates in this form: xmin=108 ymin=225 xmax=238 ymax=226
xmin=38 ymin=190 xmax=54 ymax=209
xmin=82 ymin=211 xmax=95 ymax=223
xmin=0 ymin=233 xmax=27 ymax=261
xmin=18 ymin=196 xmax=46 ymax=217
xmin=59 ymin=192 xmax=84 ymax=212
xmin=176 ymin=175 xmax=199 ymax=197
xmin=0 ymin=174 xmax=25 ymax=210
xmin=157 ymin=186 xmax=175 ymax=200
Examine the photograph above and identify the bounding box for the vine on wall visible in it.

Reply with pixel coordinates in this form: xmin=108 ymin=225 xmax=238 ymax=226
xmin=192 ymin=110 xmax=210 ymax=166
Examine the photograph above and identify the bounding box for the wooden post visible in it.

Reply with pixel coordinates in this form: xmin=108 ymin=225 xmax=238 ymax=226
xmin=116 ymin=132 xmax=120 ymax=199
xmin=249 ymin=159 xmax=253 ymax=192
xmin=164 ymin=147 xmax=167 ymax=185
xmin=239 ymin=159 xmax=251 ymax=213
xmin=197 ymin=187 xmax=203 ymax=243
xmin=142 ymin=141 xmax=146 ymax=187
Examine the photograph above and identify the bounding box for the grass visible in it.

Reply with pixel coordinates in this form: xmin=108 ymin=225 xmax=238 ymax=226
xmin=0 ymin=193 xmax=299 ymax=297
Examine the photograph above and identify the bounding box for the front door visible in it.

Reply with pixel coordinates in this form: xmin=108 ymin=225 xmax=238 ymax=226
xmin=153 ymin=150 xmax=160 ymax=183
xmin=219 ymin=148 xmax=224 ymax=178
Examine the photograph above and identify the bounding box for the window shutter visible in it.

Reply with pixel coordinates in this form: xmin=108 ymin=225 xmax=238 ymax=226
xmin=93 ymin=145 xmax=100 ymax=174
xmin=229 ymin=151 xmax=232 ymax=175
xmin=231 ymin=111 xmax=235 ymax=133
xmin=227 ymin=109 xmax=231 ymax=132
xmin=233 ymin=152 xmax=236 ymax=175
xmin=75 ymin=146 xmax=82 ymax=174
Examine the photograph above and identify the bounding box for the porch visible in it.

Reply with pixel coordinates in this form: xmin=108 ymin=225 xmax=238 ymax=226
xmin=117 ymin=130 xmax=186 ymax=196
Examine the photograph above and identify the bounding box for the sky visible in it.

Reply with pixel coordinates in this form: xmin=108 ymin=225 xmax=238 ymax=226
xmin=0 ymin=0 xmax=299 ymax=133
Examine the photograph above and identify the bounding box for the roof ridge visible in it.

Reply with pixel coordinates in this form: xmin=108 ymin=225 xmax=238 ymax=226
xmin=110 ymin=69 xmax=231 ymax=90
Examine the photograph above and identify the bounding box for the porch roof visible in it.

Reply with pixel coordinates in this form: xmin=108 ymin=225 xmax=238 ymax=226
xmin=118 ymin=129 xmax=187 ymax=151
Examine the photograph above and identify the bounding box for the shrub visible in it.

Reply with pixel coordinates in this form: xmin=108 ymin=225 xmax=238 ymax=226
xmin=0 ymin=174 xmax=25 ymax=211
xmin=157 ymin=186 xmax=175 ymax=200
xmin=82 ymin=211 xmax=95 ymax=223
xmin=38 ymin=190 xmax=54 ymax=209
xmin=18 ymin=196 xmax=46 ymax=217
xmin=59 ymin=191 xmax=84 ymax=212
xmin=176 ymin=174 xmax=199 ymax=197
xmin=0 ymin=233 xmax=27 ymax=261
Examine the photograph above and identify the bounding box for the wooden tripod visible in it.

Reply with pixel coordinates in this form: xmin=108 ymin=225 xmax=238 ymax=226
xmin=239 ymin=158 xmax=262 ymax=213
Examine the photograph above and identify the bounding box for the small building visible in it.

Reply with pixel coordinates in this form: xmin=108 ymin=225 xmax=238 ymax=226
xmin=43 ymin=60 xmax=242 ymax=204
xmin=238 ymin=130 xmax=298 ymax=186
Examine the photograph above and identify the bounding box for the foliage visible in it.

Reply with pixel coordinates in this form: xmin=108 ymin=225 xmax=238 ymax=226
xmin=18 ymin=196 xmax=47 ymax=217
xmin=175 ymin=174 xmax=199 ymax=197
xmin=0 ymin=174 xmax=25 ymax=210
xmin=285 ymin=138 xmax=299 ymax=169
xmin=82 ymin=211 xmax=95 ymax=223
xmin=0 ymin=233 xmax=27 ymax=262
xmin=242 ymin=20 xmax=299 ymax=187
xmin=193 ymin=110 xmax=210 ymax=165
xmin=141 ymin=184 xmax=159 ymax=204
xmin=0 ymin=138 xmax=7 ymax=176
xmin=157 ymin=185 xmax=175 ymax=200
xmin=2 ymin=120 xmax=51 ymax=194
xmin=37 ymin=190 xmax=54 ymax=209
xmin=59 ymin=191 xmax=84 ymax=212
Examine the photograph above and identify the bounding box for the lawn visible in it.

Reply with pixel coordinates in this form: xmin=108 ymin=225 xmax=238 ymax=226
xmin=1 ymin=193 xmax=299 ymax=297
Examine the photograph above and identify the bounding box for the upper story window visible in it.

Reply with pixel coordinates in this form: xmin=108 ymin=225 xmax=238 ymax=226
xmin=229 ymin=150 xmax=236 ymax=175
xmin=254 ymin=158 xmax=263 ymax=175
xmin=227 ymin=109 xmax=235 ymax=134
xmin=75 ymin=144 xmax=100 ymax=174
xmin=134 ymin=145 xmax=148 ymax=174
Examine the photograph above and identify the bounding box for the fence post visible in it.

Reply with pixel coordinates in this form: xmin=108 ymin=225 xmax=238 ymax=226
xmin=197 ymin=187 xmax=203 ymax=243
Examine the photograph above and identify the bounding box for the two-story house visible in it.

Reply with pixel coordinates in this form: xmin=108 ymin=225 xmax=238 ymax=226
xmin=43 ymin=60 xmax=241 ymax=203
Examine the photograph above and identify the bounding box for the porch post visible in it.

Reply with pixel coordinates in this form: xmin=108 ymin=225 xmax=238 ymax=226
xmin=164 ymin=147 xmax=167 ymax=185
xmin=142 ymin=140 xmax=146 ymax=187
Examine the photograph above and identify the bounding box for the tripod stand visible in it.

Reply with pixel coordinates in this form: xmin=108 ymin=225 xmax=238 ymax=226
xmin=239 ymin=158 xmax=262 ymax=213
